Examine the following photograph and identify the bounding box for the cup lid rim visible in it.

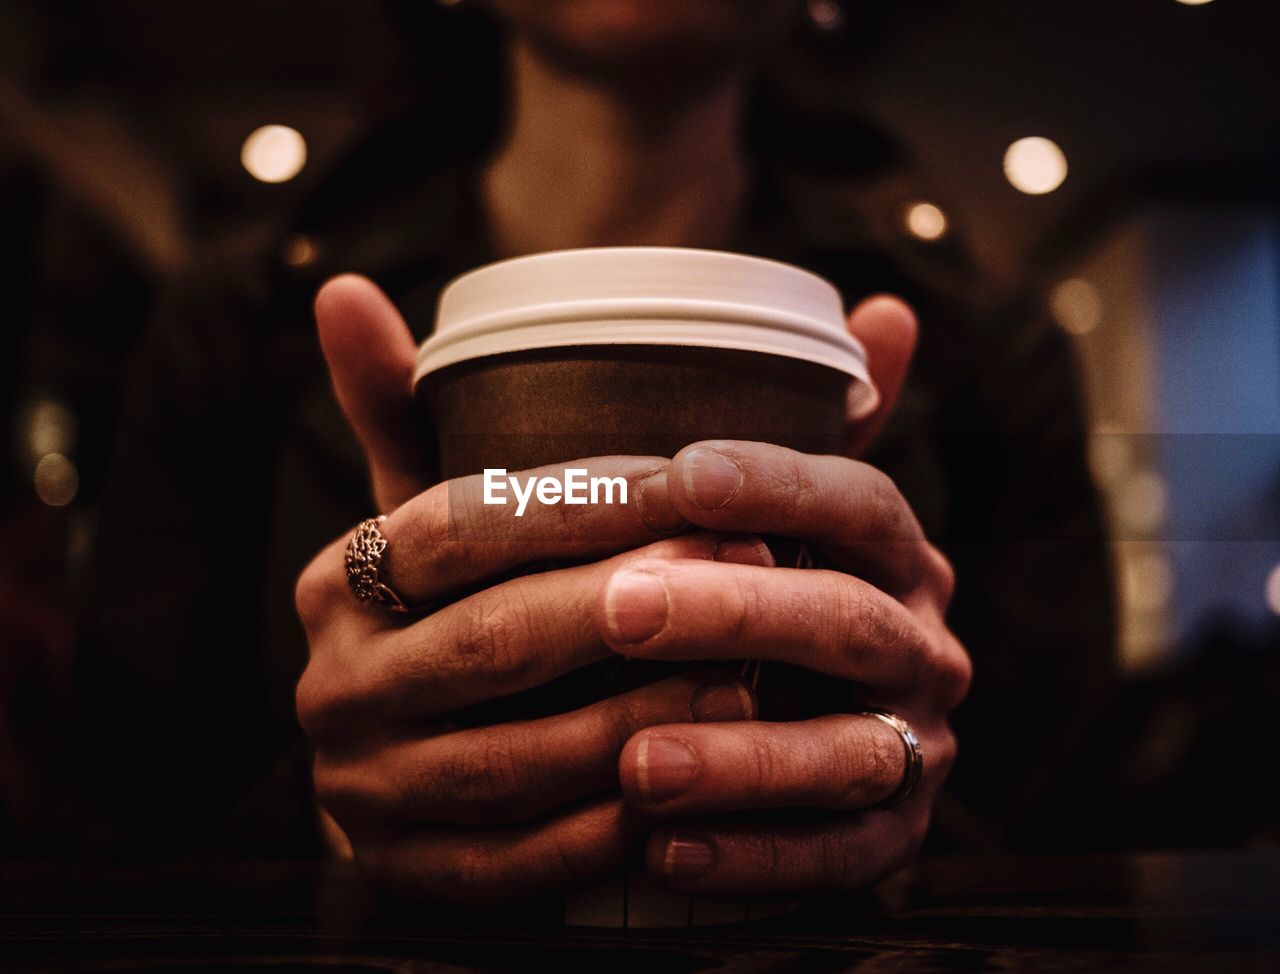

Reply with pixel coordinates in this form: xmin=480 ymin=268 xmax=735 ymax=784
xmin=415 ymin=247 xmax=880 ymax=420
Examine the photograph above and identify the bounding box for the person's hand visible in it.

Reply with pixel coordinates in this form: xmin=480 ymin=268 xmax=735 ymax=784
xmin=299 ymin=275 xmax=959 ymax=905
xmin=295 ymin=276 xmax=764 ymax=907
xmin=593 ymin=298 xmax=974 ymax=898
xmin=597 ymin=436 xmax=971 ymax=896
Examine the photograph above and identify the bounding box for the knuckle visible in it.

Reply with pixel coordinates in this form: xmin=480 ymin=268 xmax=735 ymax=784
xmin=438 ymin=735 xmax=524 ymax=808
xmin=926 ymin=633 xmax=973 ymax=710
xmin=407 ymin=494 xmax=474 ymax=583
xmin=546 ymin=483 xmax=580 ymax=533
xmin=450 ymin=592 xmax=534 ymax=689
xmin=860 ymin=466 xmax=905 ymax=531
xmin=780 ymin=453 xmax=821 ymax=520
xmin=896 ymin=614 xmax=941 ymax=687
xmin=832 ymin=583 xmax=922 ymax=672
xmin=294 ymin=666 xmax=337 ymax=742
xmin=825 ymin=577 xmax=861 ymax=651
xmin=310 ymin=758 xmax=340 ymax=806
xmin=863 ymin=468 xmax=927 ymax=564
xmin=862 ymin=464 xmax=900 ymax=505
xmin=945 ymin=640 xmax=974 ymax=707
xmin=296 ymin=652 xmax=373 ymax=747
xmin=823 ymin=573 xmax=865 ymax=656
xmin=312 ymin=759 xmax=373 ymax=827
xmin=917 ymin=638 xmax=951 ymax=695
xmin=725 ymin=571 xmax=763 ymax=645
xmin=601 ymin=697 xmax=646 ymax=754
xmin=935 ymin=725 xmax=959 ymax=775
xmin=746 ymin=732 xmax=778 ymax=790
xmin=294 ymin=552 xmax=339 ymax=635
xmin=924 ymin=544 xmax=957 ymax=606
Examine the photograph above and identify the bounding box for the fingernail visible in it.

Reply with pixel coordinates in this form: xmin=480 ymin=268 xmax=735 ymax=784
xmin=682 ymin=448 xmax=743 ymax=510
xmin=691 ymin=681 xmax=755 ymax=722
xmin=603 ymin=569 xmax=669 ymax=643
xmin=635 ymin=470 xmax=688 ymax=535
xmin=635 ymin=736 xmax=700 ymax=802
xmin=663 ymin=836 xmax=715 ymax=881
xmin=713 ymin=536 xmax=775 ymax=567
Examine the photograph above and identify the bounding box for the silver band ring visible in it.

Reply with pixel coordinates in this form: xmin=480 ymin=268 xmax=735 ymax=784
xmin=859 ymin=708 xmax=923 ymax=810
xmin=345 ymin=516 xmax=409 ymax=614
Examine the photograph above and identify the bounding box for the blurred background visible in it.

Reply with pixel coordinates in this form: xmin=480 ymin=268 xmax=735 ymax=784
xmin=2 ymin=0 xmax=1278 ymax=847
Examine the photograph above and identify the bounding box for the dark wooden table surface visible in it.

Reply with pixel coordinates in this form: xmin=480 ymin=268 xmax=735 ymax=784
xmin=2 ymin=852 xmax=1278 ymax=972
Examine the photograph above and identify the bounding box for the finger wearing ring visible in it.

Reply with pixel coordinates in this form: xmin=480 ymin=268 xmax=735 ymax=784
xmin=618 ymin=712 xmax=924 ymax=815
xmin=857 ymin=708 xmax=923 ymax=810
xmin=345 ymin=516 xmax=409 ymax=613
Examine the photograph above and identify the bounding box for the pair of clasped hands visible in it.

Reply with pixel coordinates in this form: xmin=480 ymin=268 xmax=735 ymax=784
xmin=295 ymin=275 xmax=972 ymax=908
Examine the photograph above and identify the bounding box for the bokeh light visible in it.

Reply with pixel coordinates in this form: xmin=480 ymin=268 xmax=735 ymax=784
xmin=241 ymin=125 xmax=307 ymax=184
xmin=25 ymin=399 xmax=77 ymax=458
xmin=1088 ymin=423 xmax=1132 ymax=487
xmin=904 ymin=202 xmax=948 ymax=241
xmin=34 ymin=453 xmax=79 ymax=507
xmin=1051 ymin=278 xmax=1104 ymax=335
xmin=1124 ymin=553 xmax=1175 ymax=613
xmin=281 ymin=233 xmax=318 ymax=268
xmin=1004 ymin=137 xmax=1068 ymax=195
xmin=1115 ymin=470 xmax=1169 ymax=536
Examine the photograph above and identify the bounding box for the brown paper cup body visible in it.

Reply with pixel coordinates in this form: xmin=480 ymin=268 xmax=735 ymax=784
xmin=423 ymin=345 xmax=847 ymax=478
xmin=417 ymin=344 xmax=848 ymax=927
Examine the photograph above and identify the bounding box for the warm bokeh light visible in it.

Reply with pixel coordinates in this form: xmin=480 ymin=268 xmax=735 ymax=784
xmin=241 ymin=125 xmax=307 ymax=184
xmin=281 ymin=233 xmax=318 ymax=268
xmin=34 ymin=452 xmax=79 ymax=507
xmin=904 ymin=202 xmax=948 ymax=241
xmin=1088 ymin=423 xmax=1132 ymax=487
xmin=1004 ymin=137 xmax=1068 ymax=195
xmin=1174 ymin=0 xmax=1215 ymax=6
xmin=1051 ymin=278 xmax=1104 ymax=335
xmin=1125 ymin=553 xmax=1175 ymax=613
xmin=1115 ymin=470 xmax=1169 ymax=535
xmin=25 ymin=399 xmax=77 ymax=458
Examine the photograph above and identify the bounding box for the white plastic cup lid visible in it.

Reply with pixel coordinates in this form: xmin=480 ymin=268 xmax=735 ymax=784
xmin=415 ymin=247 xmax=879 ymax=421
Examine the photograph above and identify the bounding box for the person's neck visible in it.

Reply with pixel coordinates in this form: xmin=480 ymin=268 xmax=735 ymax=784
xmin=482 ymin=41 xmax=751 ymax=258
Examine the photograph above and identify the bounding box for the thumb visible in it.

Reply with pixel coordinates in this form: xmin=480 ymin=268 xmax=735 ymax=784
xmin=843 ymin=294 xmax=918 ymax=458
xmin=315 ymin=274 xmax=434 ymax=512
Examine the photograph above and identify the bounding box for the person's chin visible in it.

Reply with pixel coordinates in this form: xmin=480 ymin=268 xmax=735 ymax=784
xmin=531 ymin=1 xmax=763 ymax=86
xmin=558 ymin=0 xmax=742 ymax=37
